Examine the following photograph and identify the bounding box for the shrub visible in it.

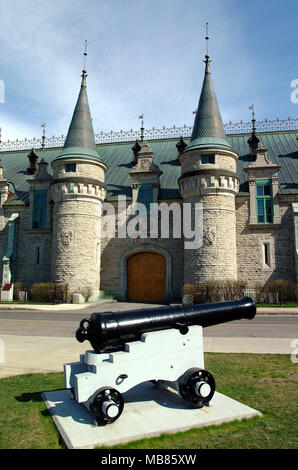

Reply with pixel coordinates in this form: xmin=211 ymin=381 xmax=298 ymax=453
xmin=29 ymin=283 xmax=54 ymax=302
xmin=77 ymin=285 xmax=94 ymax=302
xmin=182 ymin=280 xmax=248 ymax=304
xmin=13 ymin=282 xmax=25 ymax=300
xmin=253 ymin=280 xmax=298 ymax=304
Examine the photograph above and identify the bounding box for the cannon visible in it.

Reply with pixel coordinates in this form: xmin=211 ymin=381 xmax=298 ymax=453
xmin=64 ymin=297 xmax=256 ymax=425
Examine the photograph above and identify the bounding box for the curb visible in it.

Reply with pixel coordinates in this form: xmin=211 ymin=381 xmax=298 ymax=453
xmin=0 ymin=299 xmax=117 ymax=311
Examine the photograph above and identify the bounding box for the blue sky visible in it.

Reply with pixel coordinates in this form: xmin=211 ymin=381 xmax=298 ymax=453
xmin=0 ymin=0 xmax=297 ymax=141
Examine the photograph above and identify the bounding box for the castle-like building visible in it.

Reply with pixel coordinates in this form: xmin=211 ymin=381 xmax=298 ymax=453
xmin=0 ymin=52 xmax=297 ymax=303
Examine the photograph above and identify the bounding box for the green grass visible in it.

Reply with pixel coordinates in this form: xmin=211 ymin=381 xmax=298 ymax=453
xmin=0 ymin=301 xmax=63 ymax=305
xmin=257 ymin=303 xmax=298 ymax=308
xmin=0 ymin=354 xmax=297 ymax=449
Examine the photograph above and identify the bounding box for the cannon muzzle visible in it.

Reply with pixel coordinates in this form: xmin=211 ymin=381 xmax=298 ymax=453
xmin=76 ymin=297 xmax=256 ymax=353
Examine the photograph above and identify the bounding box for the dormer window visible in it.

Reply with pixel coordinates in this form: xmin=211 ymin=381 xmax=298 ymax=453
xmin=201 ymin=154 xmax=215 ymax=164
xmin=137 ymin=183 xmax=153 ymax=214
xmin=65 ymin=163 xmax=77 ymax=173
xmin=255 ymin=180 xmax=273 ymax=223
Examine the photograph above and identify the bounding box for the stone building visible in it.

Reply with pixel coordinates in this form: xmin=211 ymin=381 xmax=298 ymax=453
xmin=0 ymin=52 xmax=297 ymax=303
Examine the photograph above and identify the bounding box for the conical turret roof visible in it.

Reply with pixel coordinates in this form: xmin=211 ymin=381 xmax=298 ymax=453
xmin=185 ymin=55 xmax=231 ymax=152
xmin=54 ymin=70 xmax=104 ymax=163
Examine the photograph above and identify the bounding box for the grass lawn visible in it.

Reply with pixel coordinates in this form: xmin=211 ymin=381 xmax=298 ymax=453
xmin=0 ymin=354 xmax=297 ymax=449
xmin=257 ymin=303 xmax=298 ymax=308
xmin=0 ymin=302 xmax=62 ymax=305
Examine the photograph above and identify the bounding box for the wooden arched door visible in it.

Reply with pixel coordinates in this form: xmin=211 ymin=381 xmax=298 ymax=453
xmin=127 ymin=252 xmax=166 ymax=302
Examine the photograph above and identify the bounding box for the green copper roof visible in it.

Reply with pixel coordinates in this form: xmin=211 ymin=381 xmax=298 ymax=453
xmin=53 ymin=71 xmax=105 ymax=164
xmin=186 ymin=56 xmax=231 ymax=152
xmin=0 ymin=130 xmax=297 ymax=206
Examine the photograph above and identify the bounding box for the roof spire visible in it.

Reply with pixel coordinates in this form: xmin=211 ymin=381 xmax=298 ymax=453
xmin=184 ymin=24 xmax=231 ymax=152
xmin=53 ymin=42 xmax=104 ymax=163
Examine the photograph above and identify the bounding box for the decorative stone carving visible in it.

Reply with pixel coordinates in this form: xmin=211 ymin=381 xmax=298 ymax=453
xmin=61 ymin=230 xmax=73 ymax=246
xmin=204 ymin=226 xmax=216 ymax=245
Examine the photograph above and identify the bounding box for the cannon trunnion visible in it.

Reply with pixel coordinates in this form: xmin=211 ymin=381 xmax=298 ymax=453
xmin=65 ymin=297 xmax=256 ymax=425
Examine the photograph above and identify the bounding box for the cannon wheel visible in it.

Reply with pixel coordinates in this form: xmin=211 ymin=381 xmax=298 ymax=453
xmin=178 ymin=368 xmax=215 ymax=408
xmin=89 ymin=387 xmax=124 ymax=425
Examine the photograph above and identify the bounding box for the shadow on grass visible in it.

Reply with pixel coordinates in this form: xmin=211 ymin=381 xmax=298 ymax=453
xmin=15 ymin=391 xmax=44 ymax=403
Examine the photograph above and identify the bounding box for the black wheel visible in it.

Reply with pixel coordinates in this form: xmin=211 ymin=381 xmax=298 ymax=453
xmin=178 ymin=367 xmax=215 ymax=408
xmin=89 ymin=387 xmax=124 ymax=425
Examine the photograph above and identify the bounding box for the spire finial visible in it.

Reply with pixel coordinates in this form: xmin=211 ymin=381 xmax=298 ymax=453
xmin=81 ymin=40 xmax=88 ymax=82
xmin=41 ymin=122 xmax=46 ymax=149
xmin=205 ymin=22 xmax=209 ymax=56
xmin=247 ymin=104 xmax=260 ymax=152
xmin=204 ymin=23 xmax=211 ymax=69
xmin=139 ymin=114 xmax=144 ymax=142
xmin=249 ymin=105 xmax=256 ymax=133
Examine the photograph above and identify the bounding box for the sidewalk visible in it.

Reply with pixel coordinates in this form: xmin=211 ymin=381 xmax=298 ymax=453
xmin=0 ymin=299 xmax=117 ymax=311
xmin=0 ymin=301 xmax=296 ymax=379
xmin=0 ymin=300 xmax=297 ymax=314
xmin=0 ymin=333 xmax=294 ymax=379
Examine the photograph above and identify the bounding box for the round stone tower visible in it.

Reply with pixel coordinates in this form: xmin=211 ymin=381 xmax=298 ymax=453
xmin=179 ymin=54 xmax=239 ymax=284
xmin=50 ymin=68 xmax=107 ymax=299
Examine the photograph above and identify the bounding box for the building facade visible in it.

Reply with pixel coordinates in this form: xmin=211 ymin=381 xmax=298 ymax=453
xmin=0 ymin=54 xmax=297 ymax=303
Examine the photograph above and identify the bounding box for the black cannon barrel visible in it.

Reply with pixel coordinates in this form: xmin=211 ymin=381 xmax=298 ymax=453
xmin=76 ymin=297 xmax=256 ymax=353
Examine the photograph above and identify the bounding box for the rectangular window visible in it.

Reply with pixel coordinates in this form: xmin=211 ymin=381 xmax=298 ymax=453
xmin=263 ymin=242 xmax=273 ymax=269
xmin=36 ymin=246 xmax=40 ymax=265
xmin=201 ymin=154 xmax=215 ymax=164
xmin=255 ymin=180 xmax=273 ymax=223
xmin=32 ymin=190 xmax=47 ymax=229
xmin=65 ymin=163 xmax=77 ymax=173
xmin=264 ymin=243 xmax=270 ymax=266
xmin=137 ymin=183 xmax=153 ymax=214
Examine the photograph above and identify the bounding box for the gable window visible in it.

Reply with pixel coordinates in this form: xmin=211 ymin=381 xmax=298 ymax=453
xmin=65 ymin=163 xmax=77 ymax=173
xmin=255 ymin=180 xmax=273 ymax=223
xmin=32 ymin=190 xmax=47 ymax=229
xmin=137 ymin=183 xmax=153 ymax=214
xmin=201 ymin=154 xmax=215 ymax=164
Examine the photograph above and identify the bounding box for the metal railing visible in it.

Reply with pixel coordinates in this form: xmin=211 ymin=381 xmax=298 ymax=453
xmin=1 ymin=117 xmax=297 ymax=152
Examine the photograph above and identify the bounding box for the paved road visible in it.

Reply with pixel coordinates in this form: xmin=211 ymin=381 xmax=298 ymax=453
xmin=0 ymin=308 xmax=297 ymax=338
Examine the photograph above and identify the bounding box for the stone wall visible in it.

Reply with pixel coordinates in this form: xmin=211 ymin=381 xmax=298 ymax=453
xmin=183 ymin=194 xmax=237 ymax=284
xmin=52 ymin=159 xmax=105 ymax=181
xmin=179 ymin=149 xmax=237 ymax=175
xmin=51 ymin=198 xmax=102 ymax=295
xmin=100 ymin=201 xmax=184 ymax=301
xmin=236 ymin=196 xmax=296 ymax=284
xmin=0 ymin=207 xmax=52 ymax=288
